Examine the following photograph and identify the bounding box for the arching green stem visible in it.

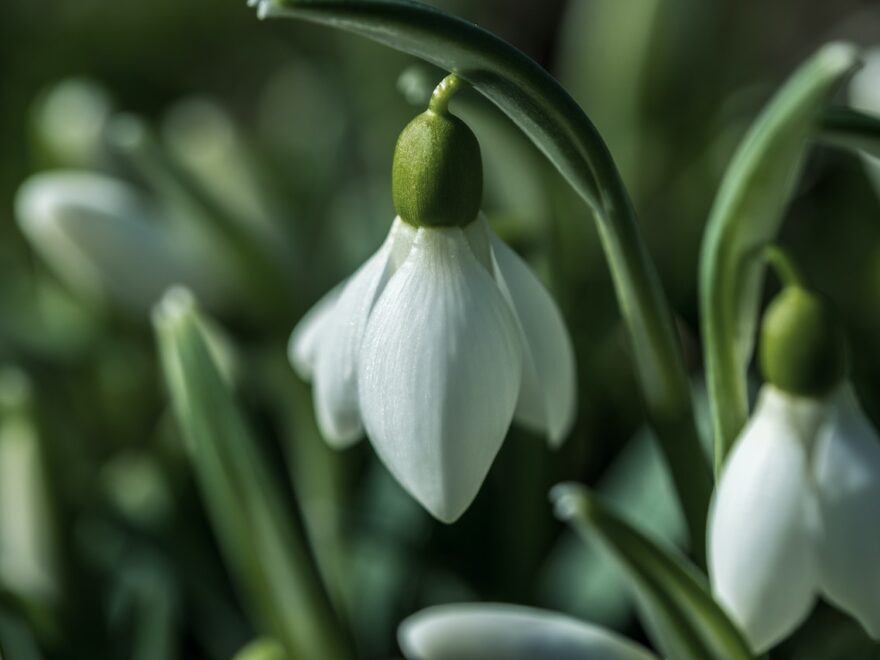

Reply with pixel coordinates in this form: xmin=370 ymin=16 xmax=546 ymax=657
xmin=763 ymin=245 xmax=806 ymax=289
xmin=428 ymin=73 xmax=462 ymax=114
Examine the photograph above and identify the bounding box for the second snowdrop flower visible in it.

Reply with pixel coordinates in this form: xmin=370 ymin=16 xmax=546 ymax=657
xmin=709 ymin=281 xmax=880 ymax=652
xmin=15 ymin=172 xmax=199 ymax=314
xmin=290 ymin=75 xmax=576 ymax=522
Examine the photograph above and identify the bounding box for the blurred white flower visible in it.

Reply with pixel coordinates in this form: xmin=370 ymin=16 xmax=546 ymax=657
xmin=709 ymin=383 xmax=880 ymax=652
xmin=290 ymin=215 xmax=576 ymax=522
xmin=398 ymin=603 xmax=657 ymax=660
xmin=15 ymin=171 xmax=221 ymax=314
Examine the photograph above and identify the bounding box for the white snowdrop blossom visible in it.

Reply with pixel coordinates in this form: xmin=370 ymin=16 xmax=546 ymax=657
xmin=709 ymin=383 xmax=880 ymax=652
xmin=398 ymin=603 xmax=657 ymax=660
xmin=14 ymin=171 xmax=223 ymax=314
xmin=291 ymin=73 xmax=575 ymax=522
xmin=289 ymin=215 xmax=576 ymax=522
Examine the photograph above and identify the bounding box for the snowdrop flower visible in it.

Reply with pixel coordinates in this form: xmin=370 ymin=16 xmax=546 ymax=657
xmin=15 ymin=171 xmax=221 ymax=315
xmin=398 ymin=603 xmax=657 ymax=660
xmin=289 ymin=75 xmax=576 ymax=522
xmin=709 ymin=285 xmax=880 ymax=652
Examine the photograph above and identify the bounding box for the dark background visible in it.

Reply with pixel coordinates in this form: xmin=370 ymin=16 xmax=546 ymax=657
xmin=1 ymin=1 xmax=879 ymax=658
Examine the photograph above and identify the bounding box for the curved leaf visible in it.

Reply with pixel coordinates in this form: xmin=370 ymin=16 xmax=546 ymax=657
xmin=254 ymin=0 xmax=712 ymax=555
xmin=539 ymin=426 xmax=689 ymax=628
xmin=699 ymin=42 xmax=858 ymax=471
xmin=551 ymin=483 xmax=754 ymax=660
xmin=153 ymin=288 xmax=351 ymax=660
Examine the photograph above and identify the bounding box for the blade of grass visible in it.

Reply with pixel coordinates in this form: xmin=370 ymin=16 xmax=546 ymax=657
xmin=551 ymin=483 xmax=754 ymax=660
xmin=153 ymin=287 xmax=351 ymax=660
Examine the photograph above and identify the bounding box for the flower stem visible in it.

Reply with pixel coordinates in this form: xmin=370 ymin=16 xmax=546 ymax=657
xmin=428 ymin=73 xmax=462 ymax=114
xmin=764 ymin=245 xmax=806 ymax=288
xmin=596 ymin=184 xmax=712 ymax=568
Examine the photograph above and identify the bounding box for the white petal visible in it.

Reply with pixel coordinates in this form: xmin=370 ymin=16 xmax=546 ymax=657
xmin=481 ymin=219 xmax=576 ymax=446
xmin=462 ymin=214 xmax=493 ymax=271
xmin=813 ymin=385 xmax=880 ymax=639
xmin=708 ymin=385 xmax=821 ymax=653
xmin=358 ymin=227 xmax=522 ymax=522
xmin=398 ymin=603 xmax=658 ymax=660
xmin=288 ymin=283 xmax=343 ymax=381
xmin=388 ymin=216 xmax=418 ymax=270
xmin=311 ymin=218 xmax=415 ymax=448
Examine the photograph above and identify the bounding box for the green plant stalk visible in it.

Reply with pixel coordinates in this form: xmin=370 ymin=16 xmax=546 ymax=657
xmin=763 ymin=245 xmax=806 ymax=288
xmin=258 ymin=0 xmax=712 ymax=558
xmin=154 ymin=290 xmax=351 ymax=660
xmin=109 ymin=116 xmax=292 ymax=319
xmin=552 ymin=483 xmax=754 ymax=660
xmin=699 ymin=43 xmax=857 ymax=474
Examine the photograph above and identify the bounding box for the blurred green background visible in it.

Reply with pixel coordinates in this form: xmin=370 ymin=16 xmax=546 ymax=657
xmin=1 ymin=0 xmax=879 ymax=658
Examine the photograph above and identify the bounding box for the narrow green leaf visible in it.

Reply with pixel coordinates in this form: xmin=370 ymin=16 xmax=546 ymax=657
xmin=153 ymin=288 xmax=351 ymax=660
xmin=0 ymin=369 xmax=58 ymax=607
xmin=699 ymin=42 xmax=858 ymax=472
xmin=551 ymin=483 xmax=754 ymax=660
xmin=255 ymin=0 xmax=712 ymax=560
xmin=818 ymin=106 xmax=880 ymax=158
xmin=539 ymin=427 xmax=688 ymax=628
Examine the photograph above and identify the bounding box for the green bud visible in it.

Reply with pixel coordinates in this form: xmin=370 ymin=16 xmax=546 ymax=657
xmin=759 ymin=286 xmax=847 ymax=397
xmin=391 ymin=108 xmax=482 ymax=228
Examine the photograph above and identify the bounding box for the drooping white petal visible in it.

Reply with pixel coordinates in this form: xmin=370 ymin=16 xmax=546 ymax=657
xmin=288 ymin=283 xmax=343 ymax=381
xmin=398 ymin=603 xmax=658 ymax=660
xmin=358 ymin=227 xmax=522 ymax=522
xmin=476 ymin=218 xmax=576 ymax=446
xmin=708 ymin=385 xmax=822 ymax=653
xmin=813 ymin=385 xmax=880 ymax=639
xmin=310 ymin=218 xmax=415 ymax=448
